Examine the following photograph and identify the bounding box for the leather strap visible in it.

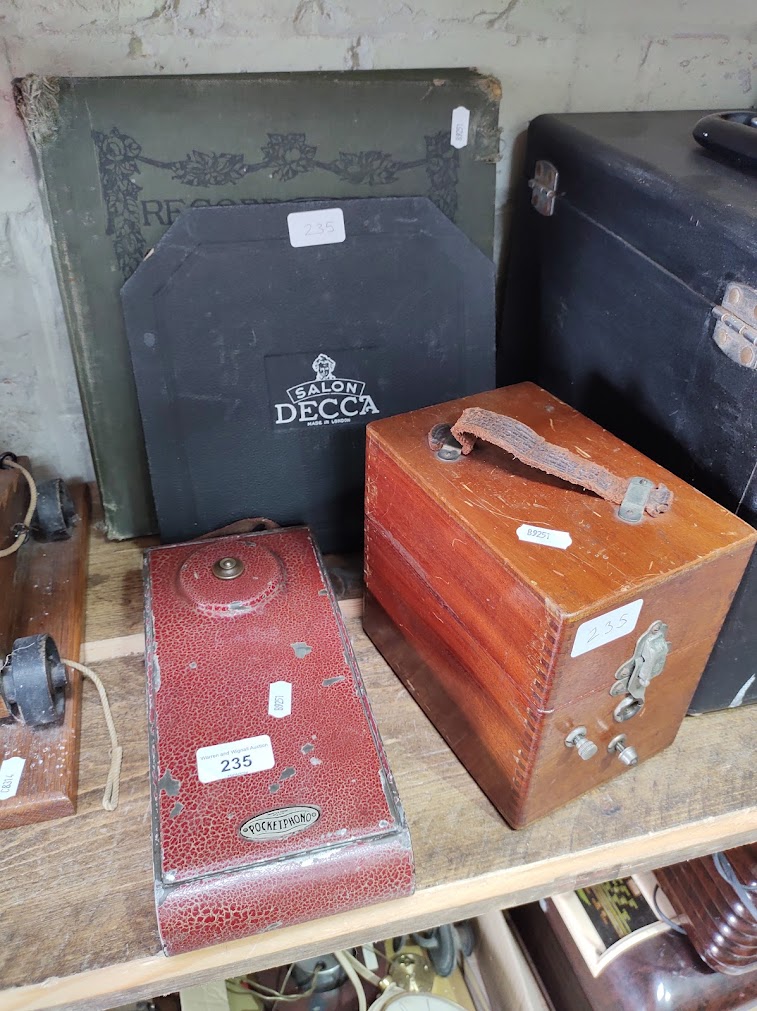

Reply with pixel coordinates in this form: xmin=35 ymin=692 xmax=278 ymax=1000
xmin=196 ymin=517 xmax=280 ymax=540
xmin=450 ymin=407 xmax=672 ymax=517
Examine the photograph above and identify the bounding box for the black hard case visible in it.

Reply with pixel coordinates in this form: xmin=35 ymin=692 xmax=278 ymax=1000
xmin=122 ymin=197 xmax=494 ymax=553
xmin=500 ymin=110 xmax=756 ymax=714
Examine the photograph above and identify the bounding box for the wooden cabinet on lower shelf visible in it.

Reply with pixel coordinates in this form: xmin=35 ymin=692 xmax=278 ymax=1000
xmin=1 ymin=518 xmax=755 ymax=1011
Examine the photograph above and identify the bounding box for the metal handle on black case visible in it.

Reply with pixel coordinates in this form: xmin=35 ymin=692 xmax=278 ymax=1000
xmin=428 ymin=408 xmax=672 ymax=521
xmin=693 ymin=111 xmax=757 ymax=170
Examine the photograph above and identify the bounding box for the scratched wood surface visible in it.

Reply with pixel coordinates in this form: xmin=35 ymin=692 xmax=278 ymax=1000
xmin=1 ymin=519 xmax=756 ymax=1010
xmin=0 ymin=484 xmax=91 ymax=828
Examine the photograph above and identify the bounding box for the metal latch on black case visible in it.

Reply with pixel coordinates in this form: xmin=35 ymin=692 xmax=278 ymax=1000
xmin=528 ymin=160 xmax=559 ymax=216
xmin=712 ymin=283 xmax=757 ymax=370
xmin=611 ymin=620 xmax=670 ymax=722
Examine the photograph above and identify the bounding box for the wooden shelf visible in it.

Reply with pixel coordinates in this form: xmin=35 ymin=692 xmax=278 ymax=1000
xmin=1 ymin=520 xmax=756 ymax=1011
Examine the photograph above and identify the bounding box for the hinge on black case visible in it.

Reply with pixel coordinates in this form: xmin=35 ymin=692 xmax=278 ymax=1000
xmin=712 ymin=283 xmax=757 ymax=370
xmin=528 ymin=160 xmax=558 ymax=216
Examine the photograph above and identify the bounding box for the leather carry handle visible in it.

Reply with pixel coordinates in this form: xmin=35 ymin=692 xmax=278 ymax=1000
xmin=196 ymin=517 xmax=280 ymax=539
xmin=443 ymin=407 xmax=672 ymax=518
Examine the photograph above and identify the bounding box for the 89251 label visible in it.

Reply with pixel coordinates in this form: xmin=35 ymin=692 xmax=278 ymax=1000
xmin=196 ymin=734 xmax=274 ymax=784
xmin=516 ymin=524 xmax=572 ymax=550
xmin=450 ymin=106 xmax=470 ymax=149
xmin=268 ymin=681 xmax=292 ymax=718
xmin=571 ymin=599 xmax=643 ymax=658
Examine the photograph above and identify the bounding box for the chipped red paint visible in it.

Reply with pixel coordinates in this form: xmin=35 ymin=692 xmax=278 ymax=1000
xmin=144 ymin=526 xmax=413 ymax=956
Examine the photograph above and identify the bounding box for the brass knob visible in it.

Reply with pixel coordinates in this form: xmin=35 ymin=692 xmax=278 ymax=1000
xmin=212 ymin=556 xmax=244 ymax=580
xmin=565 ymin=727 xmax=598 ymax=760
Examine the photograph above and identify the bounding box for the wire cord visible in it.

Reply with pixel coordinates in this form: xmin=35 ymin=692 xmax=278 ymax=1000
xmin=63 ymin=659 xmax=123 ymax=811
xmin=0 ymin=459 xmax=37 ymax=558
xmin=334 ymin=951 xmax=367 ymax=1011
xmin=342 ymin=949 xmax=383 ymax=986
xmin=653 ymin=884 xmax=687 ymax=935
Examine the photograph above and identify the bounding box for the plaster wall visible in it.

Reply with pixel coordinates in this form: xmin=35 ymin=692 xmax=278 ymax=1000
xmin=1 ymin=0 xmax=755 ymax=478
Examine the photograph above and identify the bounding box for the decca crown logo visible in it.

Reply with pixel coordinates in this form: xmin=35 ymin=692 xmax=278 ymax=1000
xmin=274 ymin=353 xmax=380 ymax=427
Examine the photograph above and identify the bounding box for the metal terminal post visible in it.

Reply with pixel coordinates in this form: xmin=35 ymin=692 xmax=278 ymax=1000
xmin=565 ymin=726 xmax=598 ymax=760
xmin=608 ymin=734 xmax=639 ymax=766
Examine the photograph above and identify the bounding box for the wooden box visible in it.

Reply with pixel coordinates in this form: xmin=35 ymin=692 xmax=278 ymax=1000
xmin=362 ymin=383 xmax=756 ymax=828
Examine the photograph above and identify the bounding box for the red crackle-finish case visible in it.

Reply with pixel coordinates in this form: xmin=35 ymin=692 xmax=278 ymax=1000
xmin=144 ymin=526 xmax=413 ymax=956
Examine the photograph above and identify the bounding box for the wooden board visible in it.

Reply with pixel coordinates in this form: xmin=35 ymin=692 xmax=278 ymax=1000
xmin=0 ymin=515 xmax=756 ymax=1009
xmin=0 ymin=485 xmax=90 ymax=828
